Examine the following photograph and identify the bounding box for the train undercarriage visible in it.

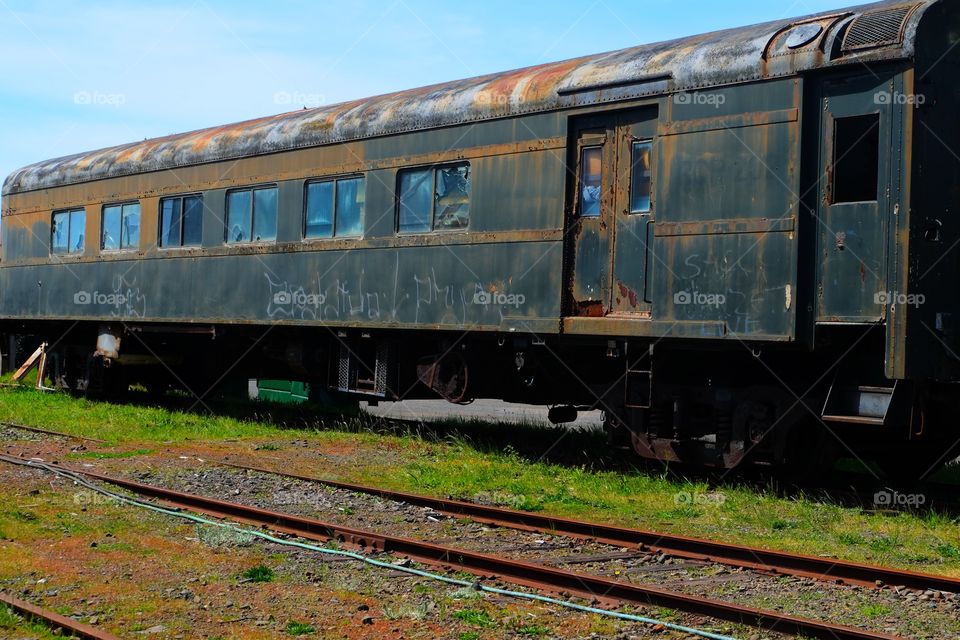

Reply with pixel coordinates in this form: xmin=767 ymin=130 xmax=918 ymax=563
xmin=6 ymin=320 xmax=957 ymax=481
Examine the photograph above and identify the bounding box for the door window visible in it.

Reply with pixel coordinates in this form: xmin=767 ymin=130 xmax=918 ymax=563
xmin=832 ymin=114 xmax=880 ymax=203
xmin=579 ymin=146 xmax=603 ymax=217
xmin=629 ymin=141 xmax=653 ymax=214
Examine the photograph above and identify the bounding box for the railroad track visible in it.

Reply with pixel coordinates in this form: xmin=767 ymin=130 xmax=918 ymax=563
xmin=214 ymin=457 xmax=960 ymax=594
xmin=0 ymin=591 xmax=119 ymax=640
xmin=0 ymin=421 xmax=105 ymax=443
xmin=0 ymin=454 xmax=906 ymax=640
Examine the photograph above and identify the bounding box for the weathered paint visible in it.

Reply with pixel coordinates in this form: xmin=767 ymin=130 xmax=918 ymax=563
xmin=2 ymin=1 xmax=937 ymax=197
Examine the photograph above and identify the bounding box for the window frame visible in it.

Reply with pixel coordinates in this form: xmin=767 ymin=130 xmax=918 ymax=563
xmin=628 ymin=138 xmax=654 ymax=215
xmin=302 ymin=174 xmax=366 ymax=241
xmin=100 ymin=201 xmax=141 ymax=252
xmin=158 ymin=193 xmax=204 ymax=249
xmin=224 ymin=184 xmax=279 ymax=245
xmin=395 ymin=161 xmax=472 ymax=235
xmin=831 ymin=113 xmax=881 ymax=205
xmin=51 ymin=208 xmax=86 ymax=256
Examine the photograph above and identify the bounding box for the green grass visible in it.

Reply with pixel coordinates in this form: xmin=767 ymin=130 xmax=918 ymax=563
xmin=285 ymin=621 xmax=316 ymax=635
xmin=453 ymin=609 xmax=495 ymax=627
xmin=514 ymin=623 xmax=550 ymax=636
xmin=241 ymin=565 xmax=275 ymax=583
xmin=0 ymin=383 xmax=333 ymax=444
xmin=0 ymin=603 xmax=85 ymax=639
xmin=861 ymin=603 xmax=892 ymax=618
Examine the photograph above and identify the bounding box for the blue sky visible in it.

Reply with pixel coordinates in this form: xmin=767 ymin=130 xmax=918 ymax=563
xmin=0 ymin=0 xmax=844 ymax=183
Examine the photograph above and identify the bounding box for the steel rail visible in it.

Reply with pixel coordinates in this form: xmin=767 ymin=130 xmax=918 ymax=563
xmin=1 ymin=421 xmax=105 ymax=443
xmin=215 ymin=458 xmax=960 ymax=593
xmin=0 ymin=591 xmax=120 ymax=640
xmin=40 ymin=461 xmax=901 ymax=640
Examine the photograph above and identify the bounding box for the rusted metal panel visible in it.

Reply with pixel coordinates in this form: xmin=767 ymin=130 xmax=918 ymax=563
xmin=815 ymin=74 xmax=896 ymax=323
xmin=1 ymin=1 xmax=939 ymax=197
xmin=649 ymin=79 xmax=802 ymax=339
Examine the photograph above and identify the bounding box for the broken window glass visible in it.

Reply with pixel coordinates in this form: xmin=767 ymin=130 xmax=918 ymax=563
xmin=121 ymin=203 xmax=140 ymax=249
xmin=102 ymin=205 xmax=121 ymax=251
xmin=68 ymin=210 xmax=85 ymax=254
xmin=398 ymin=163 xmax=471 ymax=233
xmin=52 ymin=211 xmax=71 ymax=254
xmin=53 ymin=209 xmax=85 ymax=255
xmin=226 ymin=190 xmax=252 ymax=243
xmin=252 ymin=187 xmax=277 ymax=242
xmin=434 ymin=164 xmax=470 ymax=230
xmin=102 ymin=203 xmax=139 ymax=250
xmin=226 ymin=186 xmax=277 ymax=244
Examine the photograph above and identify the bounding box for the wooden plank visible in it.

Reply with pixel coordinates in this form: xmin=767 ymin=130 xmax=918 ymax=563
xmin=12 ymin=343 xmax=45 ymax=382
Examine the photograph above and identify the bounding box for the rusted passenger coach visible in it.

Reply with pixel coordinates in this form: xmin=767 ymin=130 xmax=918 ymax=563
xmin=3 ymin=0 xmax=959 ymax=475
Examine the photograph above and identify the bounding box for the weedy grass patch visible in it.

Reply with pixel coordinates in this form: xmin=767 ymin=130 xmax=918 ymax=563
xmin=241 ymin=565 xmax=276 ymax=583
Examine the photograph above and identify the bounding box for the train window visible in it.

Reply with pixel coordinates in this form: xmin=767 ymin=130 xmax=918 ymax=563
xmin=630 ymin=141 xmax=653 ymax=214
xmin=160 ymin=195 xmax=203 ymax=248
xmin=305 ymin=181 xmax=334 ymax=238
xmin=397 ymin=163 xmax=471 ymax=233
xmin=304 ymin=176 xmax=365 ymax=239
xmin=51 ymin=208 xmax=85 ymax=255
xmin=435 ymin=164 xmax=470 ymax=230
xmin=335 ymin=177 xmax=365 ymax=236
xmin=226 ymin=186 xmax=277 ymax=243
xmin=398 ymin=169 xmax=434 ymax=233
xmin=101 ymin=202 xmax=140 ymax=251
xmin=579 ymin=146 xmax=602 ymax=217
xmin=832 ymin=114 xmax=880 ymax=204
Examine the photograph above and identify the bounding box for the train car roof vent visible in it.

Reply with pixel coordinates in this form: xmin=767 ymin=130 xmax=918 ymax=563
xmin=841 ymin=4 xmax=918 ymax=52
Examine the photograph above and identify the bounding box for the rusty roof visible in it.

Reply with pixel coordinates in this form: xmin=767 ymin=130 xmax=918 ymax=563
xmin=2 ymin=0 xmax=938 ymax=196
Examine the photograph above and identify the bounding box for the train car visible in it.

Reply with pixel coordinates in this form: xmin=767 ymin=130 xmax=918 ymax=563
xmin=2 ymin=0 xmax=959 ymax=477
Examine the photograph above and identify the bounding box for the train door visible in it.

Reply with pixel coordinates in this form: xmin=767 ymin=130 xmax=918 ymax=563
xmin=817 ymin=75 xmax=897 ymax=321
xmin=567 ymin=108 xmax=657 ymax=318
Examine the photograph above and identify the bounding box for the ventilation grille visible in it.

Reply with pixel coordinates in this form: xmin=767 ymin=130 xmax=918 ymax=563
xmin=842 ymin=5 xmax=916 ymax=52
